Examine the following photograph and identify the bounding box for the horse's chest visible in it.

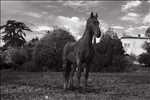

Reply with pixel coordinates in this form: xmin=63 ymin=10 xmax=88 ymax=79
xmin=80 ymin=48 xmax=93 ymax=61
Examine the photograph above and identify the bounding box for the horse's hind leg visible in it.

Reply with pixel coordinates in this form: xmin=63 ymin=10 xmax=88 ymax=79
xmin=63 ymin=60 xmax=71 ymax=89
xmin=69 ymin=63 xmax=76 ymax=89
xmin=76 ymin=60 xmax=82 ymax=88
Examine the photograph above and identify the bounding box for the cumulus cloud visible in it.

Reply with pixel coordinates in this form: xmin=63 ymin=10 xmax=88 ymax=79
xmin=54 ymin=16 xmax=86 ymax=40
xmin=111 ymin=25 xmax=124 ymax=29
xmin=127 ymin=12 xmax=139 ymax=17
xmin=121 ymin=0 xmax=142 ymax=12
xmin=32 ymin=25 xmax=53 ymax=32
xmin=54 ymin=15 xmax=107 ymax=40
xmin=63 ymin=1 xmax=101 ymax=8
xmin=120 ymin=12 xmax=141 ymax=23
xmin=63 ymin=1 xmax=102 ymax=13
xmin=24 ymin=12 xmax=42 ymax=18
xmin=99 ymin=20 xmax=109 ymax=33
xmin=27 ymin=25 xmax=54 ymax=41
xmin=136 ymin=25 xmax=149 ymax=30
xmin=123 ymin=25 xmax=149 ymax=37
xmin=143 ymin=11 xmax=150 ymax=24
xmin=125 ymin=27 xmax=135 ymax=35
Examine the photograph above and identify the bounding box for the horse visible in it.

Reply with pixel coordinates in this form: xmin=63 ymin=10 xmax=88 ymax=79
xmin=62 ymin=12 xmax=101 ymax=89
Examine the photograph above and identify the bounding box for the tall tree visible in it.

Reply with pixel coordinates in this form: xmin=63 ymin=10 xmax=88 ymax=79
xmin=0 ymin=20 xmax=32 ymax=48
xmin=145 ymin=27 xmax=150 ymax=38
xmin=33 ymin=28 xmax=75 ymax=71
xmin=91 ymin=29 xmax=125 ymax=72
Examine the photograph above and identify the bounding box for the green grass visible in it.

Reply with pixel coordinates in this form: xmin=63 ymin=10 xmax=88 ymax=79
xmin=1 ymin=70 xmax=150 ymax=100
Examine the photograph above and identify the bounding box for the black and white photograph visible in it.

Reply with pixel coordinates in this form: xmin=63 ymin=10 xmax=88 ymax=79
xmin=0 ymin=0 xmax=150 ymax=100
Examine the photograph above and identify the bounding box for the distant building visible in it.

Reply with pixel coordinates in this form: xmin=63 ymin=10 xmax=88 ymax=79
xmin=121 ymin=36 xmax=150 ymax=56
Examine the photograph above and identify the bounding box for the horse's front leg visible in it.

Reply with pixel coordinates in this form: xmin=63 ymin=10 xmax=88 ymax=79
xmin=76 ymin=60 xmax=82 ymax=88
xmin=83 ymin=64 xmax=90 ymax=88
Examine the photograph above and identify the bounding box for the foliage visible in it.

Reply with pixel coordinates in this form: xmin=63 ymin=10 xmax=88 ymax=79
xmin=91 ymin=30 xmax=127 ymax=72
xmin=139 ymin=53 xmax=150 ymax=67
xmin=143 ymin=42 xmax=150 ymax=53
xmin=145 ymin=27 xmax=150 ymax=37
xmin=11 ymin=48 xmax=28 ymax=66
xmin=32 ymin=28 xmax=75 ymax=71
xmin=0 ymin=20 xmax=32 ymax=48
xmin=2 ymin=47 xmax=17 ymax=64
xmin=26 ymin=37 xmax=39 ymax=48
xmin=0 ymin=37 xmax=38 ymax=70
xmin=21 ymin=61 xmax=37 ymax=72
xmin=139 ymin=41 xmax=150 ymax=67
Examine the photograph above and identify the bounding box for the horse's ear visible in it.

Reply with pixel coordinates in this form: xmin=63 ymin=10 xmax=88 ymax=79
xmin=90 ymin=12 xmax=94 ymax=18
xmin=96 ymin=13 xmax=98 ymax=18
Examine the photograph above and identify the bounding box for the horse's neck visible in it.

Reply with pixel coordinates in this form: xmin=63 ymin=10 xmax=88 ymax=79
xmin=81 ymin=27 xmax=93 ymax=47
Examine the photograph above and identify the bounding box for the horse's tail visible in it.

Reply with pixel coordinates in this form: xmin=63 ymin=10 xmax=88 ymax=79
xmin=62 ymin=42 xmax=68 ymax=70
xmin=62 ymin=42 xmax=73 ymax=82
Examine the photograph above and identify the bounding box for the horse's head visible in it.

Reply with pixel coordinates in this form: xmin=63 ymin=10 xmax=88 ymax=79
xmin=87 ymin=12 xmax=101 ymax=38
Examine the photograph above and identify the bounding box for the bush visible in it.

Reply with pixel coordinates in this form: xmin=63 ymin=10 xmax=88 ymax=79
xmin=139 ymin=53 xmax=150 ymax=67
xmin=32 ymin=28 xmax=75 ymax=71
xmin=11 ymin=48 xmax=28 ymax=66
xmin=91 ymin=31 xmax=128 ymax=72
xmin=2 ymin=47 xmax=17 ymax=64
xmin=33 ymin=42 xmax=56 ymax=71
xmin=109 ymin=55 xmax=129 ymax=72
xmin=139 ymin=41 xmax=150 ymax=67
xmin=21 ymin=61 xmax=37 ymax=72
xmin=0 ymin=51 xmax=3 ymax=66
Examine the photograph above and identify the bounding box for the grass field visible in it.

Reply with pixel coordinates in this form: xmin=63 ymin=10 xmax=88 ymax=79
xmin=1 ymin=70 xmax=150 ymax=100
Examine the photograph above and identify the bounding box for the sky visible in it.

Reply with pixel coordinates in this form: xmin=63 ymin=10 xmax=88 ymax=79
xmin=1 ymin=0 xmax=150 ymax=42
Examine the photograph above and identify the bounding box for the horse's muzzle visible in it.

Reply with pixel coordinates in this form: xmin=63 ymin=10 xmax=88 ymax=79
xmin=96 ymin=32 xmax=101 ymax=38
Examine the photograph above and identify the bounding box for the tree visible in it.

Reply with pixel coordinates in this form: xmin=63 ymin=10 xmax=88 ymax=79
xmin=0 ymin=20 xmax=32 ymax=48
xmin=139 ymin=53 xmax=150 ymax=67
xmin=145 ymin=27 xmax=150 ymax=37
xmin=139 ymin=41 xmax=150 ymax=67
xmin=91 ymin=29 xmax=126 ymax=72
xmin=26 ymin=37 xmax=39 ymax=48
xmin=32 ymin=28 xmax=75 ymax=71
xmin=143 ymin=41 xmax=150 ymax=53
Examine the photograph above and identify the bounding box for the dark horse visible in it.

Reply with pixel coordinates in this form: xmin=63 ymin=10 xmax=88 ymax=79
xmin=62 ymin=12 xmax=101 ymax=89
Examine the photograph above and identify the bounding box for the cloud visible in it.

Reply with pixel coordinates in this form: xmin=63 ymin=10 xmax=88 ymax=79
xmin=41 ymin=11 xmax=48 ymax=15
xmin=148 ymin=1 xmax=150 ymax=3
xmin=24 ymin=12 xmax=42 ymax=18
xmin=63 ymin=1 xmax=101 ymax=7
xmin=123 ymin=25 xmax=149 ymax=37
xmin=26 ymin=25 xmax=54 ymax=41
xmin=125 ymin=27 xmax=135 ymax=34
xmin=136 ymin=25 xmax=149 ymax=30
xmin=143 ymin=11 xmax=150 ymax=24
xmin=54 ymin=16 xmax=86 ymax=40
xmin=127 ymin=12 xmax=139 ymax=17
xmin=121 ymin=0 xmax=142 ymax=12
xmin=111 ymin=25 xmax=124 ymax=29
xmin=54 ymin=16 xmax=107 ymax=40
xmin=99 ymin=20 xmax=109 ymax=33
xmin=63 ymin=1 xmax=102 ymax=13
xmin=120 ymin=12 xmax=141 ymax=23
xmin=47 ymin=5 xmax=57 ymax=8
xmin=32 ymin=25 xmax=53 ymax=32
